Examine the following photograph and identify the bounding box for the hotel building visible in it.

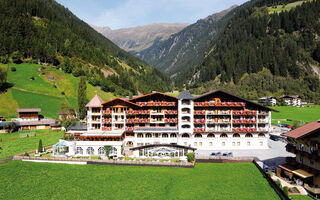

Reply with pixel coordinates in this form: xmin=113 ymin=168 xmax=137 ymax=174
xmin=58 ymin=90 xmax=274 ymax=157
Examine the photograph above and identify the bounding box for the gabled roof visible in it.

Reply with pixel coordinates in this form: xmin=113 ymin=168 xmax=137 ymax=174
xmin=280 ymin=95 xmax=301 ymax=99
xmin=129 ymin=91 xmax=177 ymax=101
xmin=284 ymin=121 xmax=320 ymax=139
xmin=86 ymin=94 xmax=104 ymax=107
xmin=194 ymin=90 xmax=278 ymax=112
xmin=16 ymin=108 xmax=41 ymax=113
xmin=102 ymin=98 xmax=141 ymax=108
xmin=67 ymin=122 xmax=87 ymax=131
xmin=178 ymin=91 xmax=194 ymax=100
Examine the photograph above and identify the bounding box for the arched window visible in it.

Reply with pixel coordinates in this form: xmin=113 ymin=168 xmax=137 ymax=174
xmin=245 ymin=133 xmax=253 ymax=137
xmin=220 ymin=133 xmax=228 ymax=138
xmin=126 ymin=141 xmax=133 ymax=147
xmin=182 ymin=99 xmax=190 ymax=105
xmin=162 ymin=133 xmax=168 ymax=138
xmin=76 ymin=147 xmax=83 ymax=154
xmin=98 ymin=147 xmax=105 ymax=155
xmin=182 ymin=124 xmax=190 ymax=129
xmin=170 ymin=133 xmax=177 ymax=138
xmin=233 ymin=133 xmax=240 ymax=137
xmin=182 ymin=133 xmax=190 ymax=138
xmin=207 ymin=133 xmax=215 ymax=138
xmin=258 ymin=133 xmax=265 ymax=138
xmin=195 ymin=133 xmax=202 ymax=138
xmin=137 ymin=133 xmax=144 ymax=138
xmin=86 ymin=147 xmax=94 ymax=155
xmin=182 ymin=108 xmax=190 ymax=113
xmin=110 ymin=147 xmax=117 ymax=155
xmin=182 ymin=116 xmax=190 ymax=122
xmin=146 ymin=133 xmax=152 ymax=138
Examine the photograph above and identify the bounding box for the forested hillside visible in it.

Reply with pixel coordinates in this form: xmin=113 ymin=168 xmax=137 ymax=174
xmin=0 ymin=0 xmax=170 ymax=96
xmin=135 ymin=6 xmax=237 ymax=77
xmin=178 ymin=0 xmax=320 ymax=103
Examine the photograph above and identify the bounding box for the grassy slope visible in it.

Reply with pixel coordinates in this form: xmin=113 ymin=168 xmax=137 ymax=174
xmin=271 ymin=105 xmax=320 ymax=125
xmin=290 ymin=195 xmax=314 ymax=200
xmin=0 ymin=63 xmax=115 ymax=119
xmin=0 ymin=129 xmax=63 ymax=158
xmin=267 ymin=0 xmax=311 ymax=13
xmin=0 ymin=162 xmax=279 ymax=200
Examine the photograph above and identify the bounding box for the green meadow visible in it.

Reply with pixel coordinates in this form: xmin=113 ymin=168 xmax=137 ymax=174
xmin=0 ymin=63 xmax=115 ymax=119
xmin=267 ymin=0 xmax=312 ymax=13
xmin=0 ymin=161 xmax=280 ymax=200
xmin=0 ymin=129 xmax=63 ymax=159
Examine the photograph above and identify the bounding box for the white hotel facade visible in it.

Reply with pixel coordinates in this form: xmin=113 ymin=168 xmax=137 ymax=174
xmin=58 ymin=90 xmax=274 ymax=157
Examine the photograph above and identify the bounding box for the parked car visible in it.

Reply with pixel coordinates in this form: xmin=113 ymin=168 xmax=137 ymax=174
xmin=210 ymin=152 xmax=216 ymax=156
xmin=222 ymin=153 xmax=228 ymax=157
xmin=270 ymin=135 xmax=279 ymax=141
xmin=227 ymin=152 xmax=233 ymax=157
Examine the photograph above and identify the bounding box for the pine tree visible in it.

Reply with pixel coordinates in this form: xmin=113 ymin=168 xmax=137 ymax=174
xmin=78 ymin=76 xmax=87 ymax=119
xmin=38 ymin=139 xmax=43 ymax=153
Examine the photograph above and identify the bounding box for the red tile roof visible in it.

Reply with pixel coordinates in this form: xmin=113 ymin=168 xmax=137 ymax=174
xmin=16 ymin=108 xmax=41 ymax=113
xmin=284 ymin=121 xmax=320 ymax=139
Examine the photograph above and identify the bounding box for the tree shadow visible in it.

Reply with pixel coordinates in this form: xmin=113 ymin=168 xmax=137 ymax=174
xmin=0 ymin=82 xmax=14 ymax=93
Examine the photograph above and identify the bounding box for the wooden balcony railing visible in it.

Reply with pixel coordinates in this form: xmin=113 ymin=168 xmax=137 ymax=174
xmin=164 ymin=110 xmax=178 ymax=115
xmin=136 ymin=102 xmax=176 ymax=106
xmin=232 ymin=110 xmax=257 ymax=115
xmin=232 ymin=119 xmax=256 ymax=124
xmin=194 ymin=110 xmax=206 ymax=115
xmin=194 ymin=102 xmax=245 ymax=107
xmin=194 ymin=119 xmax=205 ymax=124
xmin=232 ymin=128 xmax=257 ymax=132
xmin=194 ymin=128 xmax=206 ymax=133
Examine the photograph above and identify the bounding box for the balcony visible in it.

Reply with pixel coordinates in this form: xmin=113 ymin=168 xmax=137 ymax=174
xmin=165 ymin=110 xmax=178 ymax=115
xmin=232 ymin=119 xmax=256 ymax=124
xmin=194 ymin=119 xmax=205 ymax=124
xmin=102 ymin=127 xmax=112 ymax=131
xmin=113 ymin=119 xmax=125 ymax=123
xmin=165 ymin=118 xmax=178 ymax=123
xmin=194 ymin=128 xmax=206 ymax=133
xmin=150 ymin=119 xmax=165 ymax=123
xmin=258 ymin=111 xmax=268 ymax=115
xmin=125 ymin=119 xmax=135 ymax=124
xmin=232 ymin=110 xmax=257 ymax=115
xmin=125 ymin=110 xmax=135 ymax=115
xmin=133 ymin=119 xmax=150 ymax=123
xmin=135 ymin=110 xmax=150 ymax=115
xmin=207 ymin=119 xmax=231 ymax=124
xmin=232 ymin=128 xmax=257 ymax=132
xmin=194 ymin=102 xmax=245 ymax=107
xmin=194 ymin=110 xmax=206 ymax=115
xmin=258 ymin=119 xmax=268 ymax=123
xmin=136 ymin=102 xmax=176 ymax=106
xmin=125 ymin=127 xmax=134 ymax=132
xmin=150 ymin=110 xmax=165 ymax=115
xmin=206 ymin=110 xmax=231 ymax=115
xmin=102 ymin=110 xmax=112 ymax=115
xmin=102 ymin=119 xmax=112 ymax=123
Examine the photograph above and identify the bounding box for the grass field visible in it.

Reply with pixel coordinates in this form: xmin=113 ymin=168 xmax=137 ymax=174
xmin=0 ymin=129 xmax=63 ymax=158
xmin=271 ymin=105 xmax=320 ymax=125
xmin=267 ymin=0 xmax=311 ymax=13
xmin=0 ymin=63 xmax=115 ymax=119
xmin=290 ymin=195 xmax=314 ymax=200
xmin=0 ymin=161 xmax=280 ymax=200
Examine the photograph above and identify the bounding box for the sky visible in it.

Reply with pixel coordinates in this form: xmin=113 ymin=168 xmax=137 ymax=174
xmin=56 ymin=0 xmax=248 ymax=30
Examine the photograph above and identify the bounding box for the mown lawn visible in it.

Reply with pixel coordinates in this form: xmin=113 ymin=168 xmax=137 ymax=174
xmin=0 ymin=161 xmax=280 ymax=200
xmin=0 ymin=129 xmax=63 ymax=158
xmin=290 ymin=195 xmax=314 ymax=200
xmin=271 ymin=105 xmax=320 ymax=125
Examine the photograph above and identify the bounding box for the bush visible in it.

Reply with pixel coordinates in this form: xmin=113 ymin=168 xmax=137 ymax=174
xmin=61 ymin=91 xmax=65 ymax=95
xmin=283 ymin=186 xmax=288 ymax=196
xmin=275 ymin=179 xmax=281 ymax=188
xmin=30 ymin=76 xmax=35 ymax=80
xmin=186 ymin=152 xmax=195 ymax=162
xmin=10 ymin=67 xmax=16 ymax=72
xmin=3 ymin=122 xmax=18 ymax=133
xmin=24 ymin=152 xmax=29 ymax=157
xmin=38 ymin=139 xmax=43 ymax=153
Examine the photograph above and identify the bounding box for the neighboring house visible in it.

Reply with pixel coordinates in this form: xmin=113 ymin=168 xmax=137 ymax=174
xmin=279 ymin=95 xmax=302 ymax=107
xmin=278 ymin=120 xmax=320 ymax=197
xmin=58 ymin=112 xmax=76 ymax=120
xmin=55 ymin=90 xmax=275 ymax=158
xmin=258 ymin=96 xmax=277 ymax=106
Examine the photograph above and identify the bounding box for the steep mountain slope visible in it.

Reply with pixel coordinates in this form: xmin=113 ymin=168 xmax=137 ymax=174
xmin=179 ymin=0 xmax=320 ymax=103
xmin=0 ymin=0 xmax=170 ymax=96
xmin=135 ymin=5 xmax=238 ymax=77
xmin=93 ymin=23 xmax=188 ymax=53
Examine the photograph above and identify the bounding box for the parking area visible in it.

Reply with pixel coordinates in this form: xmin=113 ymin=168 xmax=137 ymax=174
xmin=196 ymin=139 xmax=295 ymax=166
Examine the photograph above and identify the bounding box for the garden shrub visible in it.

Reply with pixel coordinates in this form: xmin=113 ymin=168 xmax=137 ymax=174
xmin=38 ymin=139 xmax=43 ymax=153
xmin=186 ymin=152 xmax=195 ymax=162
xmin=283 ymin=186 xmax=288 ymax=196
xmin=10 ymin=67 xmax=16 ymax=72
xmin=24 ymin=152 xmax=29 ymax=156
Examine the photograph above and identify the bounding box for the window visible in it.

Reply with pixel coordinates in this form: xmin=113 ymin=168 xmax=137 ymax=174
xmin=247 ymin=142 xmax=251 ymax=146
xmin=182 ymin=133 xmax=190 ymax=138
xmin=259 ymin=141 xmax=263 ymax=146
xmin=237 ymin=142 xmax=240 ymax=146
xmin=232 ymin=142 xmax=235 ymax=146
xmin=170 ymin=133 xmax=177 ymax=138
xmin=146 ymin=133 xmax=152 ymax=138
xmin=195 ymin=133 xmax=202 ymax=138
xmin=233 ymin=133 xmax=240 ymax=138
xmin=194 ymin=142 xmax=197 ymax=147
xmin=199 ymin=142 xmax=202 ymax=147
xmin=220 ymin=133 xmax=228 ymax=138
xmin=207 ymin=133 xmax=215 ymax=138
xmin=137 ymin=133 xmax=144 ymax=138
xmin=245 ymin=133 xmax=253 ymax=137
xmin=110 ymin=147 xmax=117 ymax=155
xmin=182 ymin=124 xmax=190 ymax=129
xmin=76 ymin=147 xmax=83 ymax=154
xmin=137 ymin=143 xmax=144 ymax=146
xmin=162 ymin=133 xmax=168 ymax=138
xmin=86 ymin=147 xmax=94 ymax=155
xmin=222 ymin=142 xmax=226 ymax=146
xmin=98 ymin=147 xmax=105 ymax=155
xmin=182 ymin=100 xmax=190 ymax=105
xmin=209 ymin=142 xmax=213 ymax=146
xmin=184 ymin=142 xmax=188 ymax=146
xmin=258 ymin=133 xmax=265 ymax=138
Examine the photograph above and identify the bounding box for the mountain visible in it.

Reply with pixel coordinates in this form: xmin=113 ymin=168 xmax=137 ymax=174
xmin=0 ymin=0 xmax=171 ymax=97
xmin=92 ymin=23 xmax=188 ymax=53
xmin=135 ymin=5 xmax=238 ymax=77
xmin=178 ymin=0 xmax=320 ymax=103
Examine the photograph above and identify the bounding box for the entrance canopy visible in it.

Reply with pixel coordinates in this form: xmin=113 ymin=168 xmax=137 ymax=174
xmin=130 ymin=144 xmax=196 ymax=158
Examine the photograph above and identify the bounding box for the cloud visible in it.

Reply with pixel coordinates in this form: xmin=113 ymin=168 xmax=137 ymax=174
xmin=94 ymin=0 xmax=247 ymax=29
